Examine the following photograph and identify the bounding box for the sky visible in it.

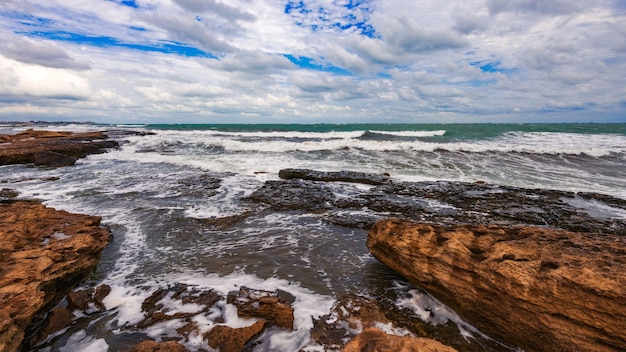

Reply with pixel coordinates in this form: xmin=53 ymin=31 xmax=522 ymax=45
xmin=1 ymin=0 xmax=625 ymax=124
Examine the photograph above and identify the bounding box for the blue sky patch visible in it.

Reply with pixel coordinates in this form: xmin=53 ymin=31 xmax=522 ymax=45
xmin=284 ymin=54 xmax=352 ymax=75
xmin=22 ymin=30 xmax=216 ymax=58
xmin=470 ymin=60 xmax=518 ymax=75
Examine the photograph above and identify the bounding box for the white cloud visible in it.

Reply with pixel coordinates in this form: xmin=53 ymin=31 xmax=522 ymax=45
xmin=0 ymin=0 xmax=624 ymax=122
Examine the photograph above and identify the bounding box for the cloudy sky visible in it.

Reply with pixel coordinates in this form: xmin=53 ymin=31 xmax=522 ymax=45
xmin=1 ymin=0 xmax=625 ymax=123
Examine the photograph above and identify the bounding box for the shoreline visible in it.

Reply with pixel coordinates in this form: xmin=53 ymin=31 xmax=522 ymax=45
xmin=1 ymin=129 xmax=625 ymax=351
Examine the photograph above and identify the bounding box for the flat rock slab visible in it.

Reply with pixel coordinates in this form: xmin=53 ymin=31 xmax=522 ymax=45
xmin=0 ymin=129 xmax=118 ymax=167
xmin=367 ymin=219 xmax=626 ymax=352
xmin=0 ymin=201 xmax=111 ymax=352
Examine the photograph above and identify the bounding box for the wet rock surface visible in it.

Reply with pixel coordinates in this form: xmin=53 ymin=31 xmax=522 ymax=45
xmin=367 ymin=219 xmax=626 ymax=352
xmin=0 ymin=201 xmax=111 ymax=352
xmin=0 ymin=129 xmax=119 ymax=167
xmin=248 ymin=169 xmax=626 ymax=234
xmin=343 ymin=327 xmax=458 ymax=352
xmin=279 ymin=168 xmax=391 ymax=185
xmin=127 ymin=340 xmax=189 ymax=352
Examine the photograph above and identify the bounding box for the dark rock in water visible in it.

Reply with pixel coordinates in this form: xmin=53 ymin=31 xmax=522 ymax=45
xmin=127 ymin=340 xmax=189 ymax=352
xmin=205 ymin=320 xmax=266 ymax=352
xmin=0 ymin=188 xmax=19 ymax=199
xmin=367 ymin=219 xmax=626 ymax=352
xmin=227 ymin=287 xmax=295 ymax=331
xmin=67 ymin=288 xmax=94 ymax=311
xmin=94 ymin=284 xmax=111 ymax=310
xmin=137 ymin=284 xmax=221 ymax=329
xmin=247 ymin=170 xmax=626 ymax=235
xmin=247 ymin=179 xmax=335 ymax=211
xmin=34 ymin=151 xmax=77 ymax=167
xmin=279 ymin=168 xmax=391 ymax=185
xmin=34 ymin=306 xmax=74 ymax=346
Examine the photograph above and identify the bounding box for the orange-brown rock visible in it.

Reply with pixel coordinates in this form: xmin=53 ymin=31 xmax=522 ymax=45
xmin=127 ymin=340 xmax=189 ymax=352
xmin=227 ymin=287 xmax=294 ymax=331
xmin=0 ymin=129 xmax=118 ymax=166
xmin=205 ymin=320 xmax=267 ymax=352
xmin=342 ymin=327 xmax=458 ymax=352
xmin=0 ymin=201 xmax=111 ymax=352
xmin=367 ymin=219 xmax=626 ymax=352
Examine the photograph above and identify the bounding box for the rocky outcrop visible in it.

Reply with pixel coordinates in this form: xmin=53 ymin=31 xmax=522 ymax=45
xmin=0 ymin=201 xmax=111 ymax=352
xmin=279 ymin=168 xmax=391 ymax=185
xmin=343 ymin=327 xmax=458 ymax=352
xmin=247 ymin=169 xmax=626 ymax=234
xmin=367 ymin=219 xmax=626 ymax=352
xmin=0 ymin=129 xmax=118 ymax=167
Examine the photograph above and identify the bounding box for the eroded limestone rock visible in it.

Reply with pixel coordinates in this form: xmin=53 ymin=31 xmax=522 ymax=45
xmin=0 ymin=201 xmax=111 ymax=352
xmin=367 ymin=219 xmax=626 ymax=352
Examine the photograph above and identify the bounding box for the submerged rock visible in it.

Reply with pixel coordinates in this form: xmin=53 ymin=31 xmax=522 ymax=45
xmin=0 ymin=201 xmax=111 ymax=352
xmin=0 ymin=129 xmax=118 ymax=167
xmin=367 ymin=219 xmax=626 ymax=352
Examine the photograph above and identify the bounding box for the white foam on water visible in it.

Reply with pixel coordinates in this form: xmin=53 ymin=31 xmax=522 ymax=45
xmin=370 ymin=130 xmax=447 ymax=137
xmin=98 ymin=271 xmax=335 ymax=351
xmin=561 ymin=196 xmax=626 ymax=219
xmin=61 ymin=330 xmax=108 ymax=352
xmin=392 ymin=281 xmax=485 ymax=340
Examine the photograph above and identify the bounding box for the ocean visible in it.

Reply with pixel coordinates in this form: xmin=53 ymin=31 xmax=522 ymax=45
xmin=2 ymin=123 xmax=626 ymax=351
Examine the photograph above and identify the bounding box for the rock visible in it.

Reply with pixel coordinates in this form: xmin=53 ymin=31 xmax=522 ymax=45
xmin=0 ymin=129 xmax=118 ymax=167
xmin=0 ymin=201 xmax=111 ymax=352
xmin=279 ymin=168 xmax=391 ymax=185
xmin=94 ymin=284 xmax=111 ymax=310
xmin=205 ymin=320 xmax=266 ymax=352
xmin=127 ymin=340 xmax=189 ymax=352
xmin=34 ymin=151 xmax=78 ymax=167
xmin=247 ymin=172 xmax=626 ymax=234
xmin=367 ymin=219 xmax=626 ymax=352
xmin=0 ymin=188 xmax=19 ymax=199
xmin=34 ymin=306 xmax=74 ymax=345
xmin=309 ymin=294 xmax=395 ymax=350
xmin=67 ymin=288 xmax=94 ymax=311
xmin=137 ymin=284 xmax=221 ymax=329
xmin=247 ymin=179 xmax=335 ymax=211
xmin=342 ymin=327 xmax=458 ymax=352
xmin=227 ymin=287 xmax=295 ymax=331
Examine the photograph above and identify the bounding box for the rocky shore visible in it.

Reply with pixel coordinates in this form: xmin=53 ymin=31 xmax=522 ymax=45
xmin=0 ymin=129 xmax=118 ymax=167
xmin=0 ymin=200 xmax=111 ymax=352
xmin=0 ymin=129 xmax=118 ymax=351
xmin=2 ymin=124 xmax=626 ymax=352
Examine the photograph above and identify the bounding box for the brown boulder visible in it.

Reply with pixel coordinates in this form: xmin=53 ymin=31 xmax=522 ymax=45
xmin=367 ymin=219 xmax=626 ymax=352
xmin=0 ymin=129 xmax=118 ymax=166
xmin=227 ymin=287 xmax=294 ymax=331
xmin=0 ymin=201 xmax=111 ymax=352
xmin=343 ymin=327 xmax=458 ymax=352
xmin=205 ymin=320 xmax=267 ymax=352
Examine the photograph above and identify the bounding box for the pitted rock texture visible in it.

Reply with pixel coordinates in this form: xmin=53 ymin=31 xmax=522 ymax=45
xmin=367 ymin=219 xmax=626 ymax=352
xmin=0 ymin=201 xmax=111 ymax=352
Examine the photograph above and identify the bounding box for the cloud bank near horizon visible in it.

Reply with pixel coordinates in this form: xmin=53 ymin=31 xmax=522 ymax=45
xmin=0 ymin=0 xmax=625 ymax=123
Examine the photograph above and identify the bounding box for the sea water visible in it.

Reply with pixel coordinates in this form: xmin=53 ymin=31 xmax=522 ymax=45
xmin=2 ymin=123 xmax=626 ymax=351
